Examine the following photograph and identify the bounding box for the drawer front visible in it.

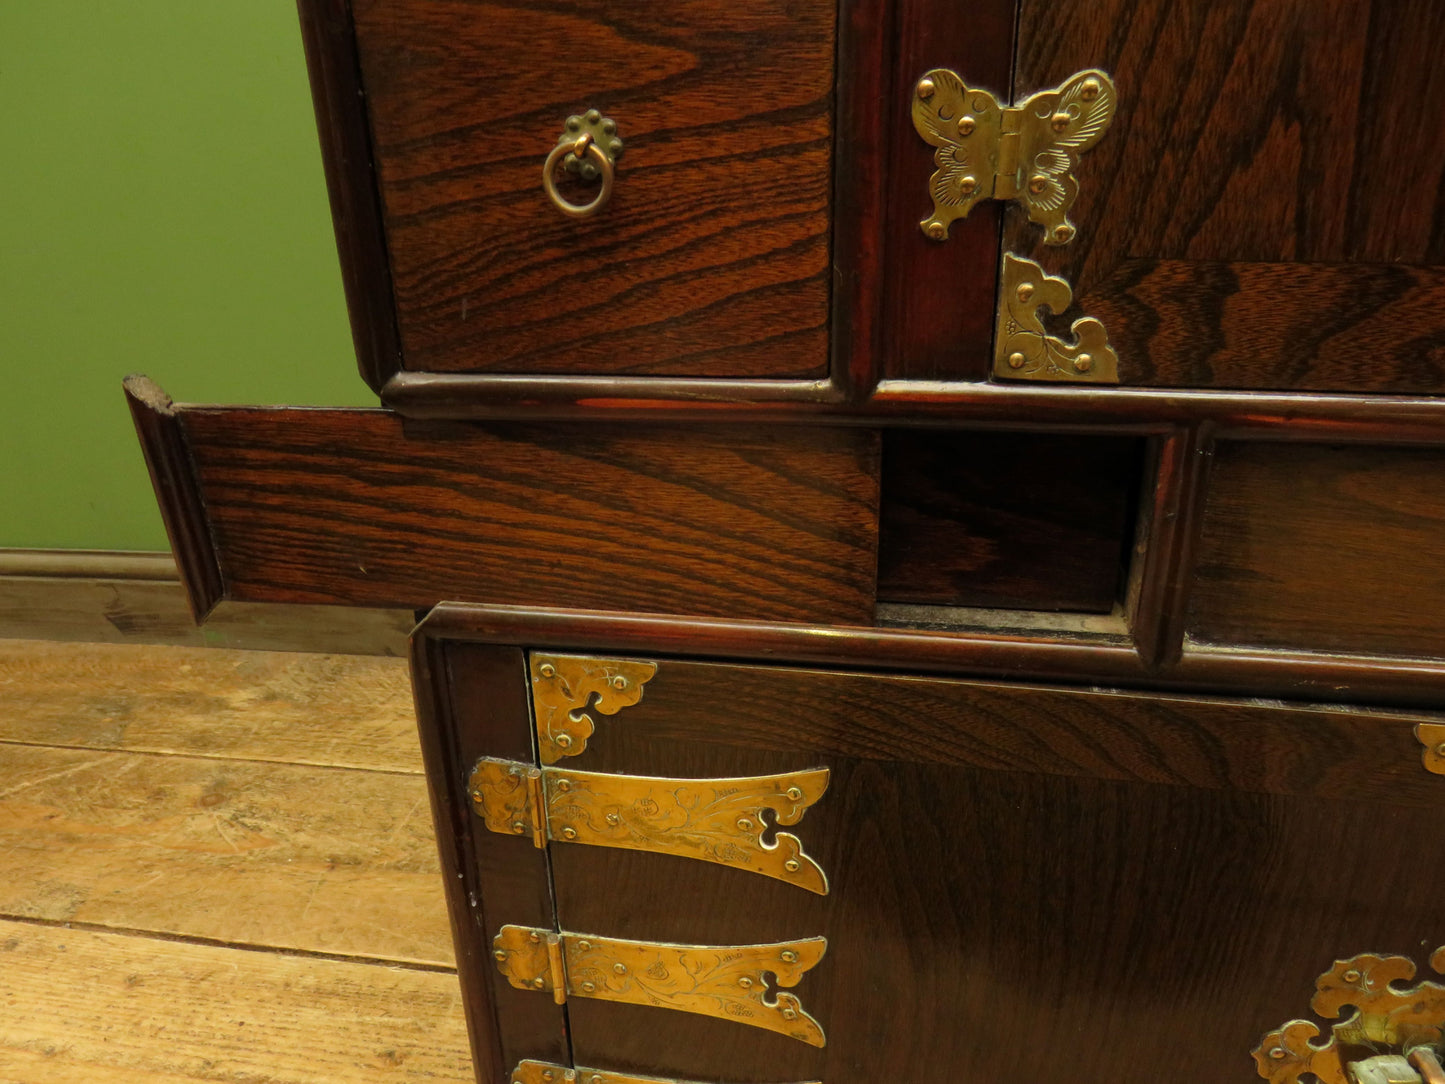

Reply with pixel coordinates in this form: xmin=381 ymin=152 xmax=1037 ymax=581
xmin=417 ymin=634 xmax=1445 ymax=1084
xmin=351 ymin=0 xmax=835 ymax=379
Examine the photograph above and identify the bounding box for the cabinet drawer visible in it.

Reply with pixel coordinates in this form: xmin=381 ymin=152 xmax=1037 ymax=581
xmin=350 ymin=0 xmax=835 ymax=379
xmin=414 ymin=616 xmax=1445 ymax=1084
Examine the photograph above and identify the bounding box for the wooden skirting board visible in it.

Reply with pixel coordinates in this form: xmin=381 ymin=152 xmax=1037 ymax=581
xmin=0 ymin=549 xmax=410 ymax=655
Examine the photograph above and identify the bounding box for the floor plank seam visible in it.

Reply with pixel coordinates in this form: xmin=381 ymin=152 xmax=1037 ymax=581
xmin=0 ymin=736 xmax=427 ymax=777
xmin=0 ymin=913 xmax=459 ymax=974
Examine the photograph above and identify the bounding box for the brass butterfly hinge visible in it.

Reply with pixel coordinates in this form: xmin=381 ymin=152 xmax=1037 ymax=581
xmin=530 ymin=653 xmax=658 ymax=764
xmin=468 ymin=758 xmax=830 ymax=894
xmin=511 ymin=1061 xmax=821 ymax=1084
xmin=995 ymin=254 xmax=1119 ymax=383
xmin=1416 ymin=724 xmax=1445 ymax=775
xmin=912 ymin=68 xmax=1117 ymax=244
xmin=1253 ymin=948 xmax=1445 ymax=1084
xmin=493 ymin=926 xmax=828 ymax=1046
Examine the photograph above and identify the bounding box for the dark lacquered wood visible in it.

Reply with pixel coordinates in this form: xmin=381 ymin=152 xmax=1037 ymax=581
xmin=128 ymin=388 xmax=881 ymax=623
xmin=123 ymin=378 xmax=223 ymax=622
xmin=410 ymin=639 xmax=567 ymax=1084
xmin=1189 ymin=441 xmax=1445 ymax=658
xmin=411 ymin=627 xmax=1445 ymax=1084
xmin=295 ymin=0 xmax=400 ymax=395
xmin=351 ymin=0 xmax=834 ymax=379
xmin=1011 ymin=0 xmax=1445 ymax=393
xmin=877 ymin=430 xmax=1142 ymax=612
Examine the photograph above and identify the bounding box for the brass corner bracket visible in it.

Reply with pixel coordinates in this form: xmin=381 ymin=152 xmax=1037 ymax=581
xmin=468 ymin=758 xmax=830 ymax=893
xmin=995 ymin=254 xmax=1119 ymax=383
xmin=912 ymin=68 xmax=1116 ymax=244
xmin=1254 ymin=949 xmax=1445 ymax=1084
xmin=530 ymin=654 xmax=658 ymax=763
xmin=493 ymin=926 xmax=828 ymax=1046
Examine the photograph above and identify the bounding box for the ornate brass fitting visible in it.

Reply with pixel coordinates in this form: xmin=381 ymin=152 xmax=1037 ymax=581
xmin=530 ymin=654 xmax=657 ymax=763
xmin=995 ymin=254 xmax=1119 ymax=383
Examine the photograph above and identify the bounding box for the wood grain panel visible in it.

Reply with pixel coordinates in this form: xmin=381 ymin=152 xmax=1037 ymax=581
xmin=352 ymin=0 xmax=834 ymax=378
xmin=0 ymin=921 xmax=470 ymax=1083
xmin=139 ymin=394 xmax=880 ymax=623
xmin=0 ymin=743 xmax=452 ymax=966
xmin=1189 ymin=441 xmax=1445 ymax=657
xmin=877 ymin=430 xmax=1141 ymax=611
xmin=0 ymin=640 xmax=416 ymax=772
xmin=1012 ymin=0 xmax=1445 ymax=392
xmin=521 ymin=656 xmax=1445 ymax=1084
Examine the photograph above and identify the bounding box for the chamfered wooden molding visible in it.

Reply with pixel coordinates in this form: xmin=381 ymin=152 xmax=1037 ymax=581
xmin=124 ymin=375 xmax=225 ymax=622
xmin=0 ymin=548 xmax=410 ymax=655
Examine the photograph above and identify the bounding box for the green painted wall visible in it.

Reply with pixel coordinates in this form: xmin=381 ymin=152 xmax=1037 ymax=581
xmin=1 ymin=3 xmax=374 ymax=551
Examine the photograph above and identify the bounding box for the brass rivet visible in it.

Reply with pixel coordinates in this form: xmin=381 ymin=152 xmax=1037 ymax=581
xmin=782 ymin=1008 xmax=797 ymax=1020
xmin=784 ymin=859 xmax=801 ymax=873
xmin=610 ymin=675 xmax=627 ymax=690
xmin=1434 ymin=742 xmax=1445 ymax=757
xmin=958 ymin=175 xmax=978 ymax=196
xmin=532 ymin=977 xmax=546 ymax=989
xmin=1269 ymin=1048 xmax=1287 ymax=1061
xmin=555 ymin=779 xmax=571 ymax=792
xmin=590 ymin=1076 xmax=603 ymax=1084
xmin=1016 ymin=283 xmax=1034 ymax=303
xmin=780 ymin=950 xmax=798 ymax=964
xmin=555 ymin=733 xmax=573 ymax=749
xmin=613 ymin=963 xmax=627 ymax=975
xmin=1051 ymin=111 xmax=1071 ymax=132
xmin=561 ymin=826 xmax=578 ymax=840
xmin=1054 ymin=223 xmax=1075 ymax=243
xmin=737 ymin=817 xmax=754 ymax=831
xmin=539 ymin=663 xmax=556 ymax=678
xmin=581 ymin=981 xmax=596 ymax=993
xmin=1081 ymin=78 xmax=1100 ymax=100
xmin=511 ymin=821 xmax=527 ymax=834
xmin=1074 ymin=353 xmax=1093 ymax=373
xmin=542 ymin=1072 xmax=554 ymax=1082
xmin=1343 ymin=969 xmax=1362 ymax=983
xmin=1008 ymin=351 xmax=1026 ymax=369
xmin=565 ymin=118 xmax=581 ymax=132
xmin=601 ymin=119 xmax=616 ymax=135
xmin=917 ymin=78 xmax=935 ymax=99
xmin=493 ymin=949 xmax=508 ymax=961
xmin=924 ymin=221 xmax=947 ymax=241
xmin=585 ymin=108 xmax=601 ymax=123
xmin=528 ymin=932 xmax=542 ymax=943
xmin=577 ymin=940 xmax=591 ymax=950
xmin=605 ymin=811 xmax=621 ymax=825
xmin=957 ymin=115 xmax=975 ymax=136
xmin=786 ymin=787 xmax=803 ymax=801
xmin=1028 ymin=174 xmax=1047 ymax=194
xmin=469 ymin=789 xmax=483 ymax=802
xmin=738 ymin=976 xmax=753 ymax=988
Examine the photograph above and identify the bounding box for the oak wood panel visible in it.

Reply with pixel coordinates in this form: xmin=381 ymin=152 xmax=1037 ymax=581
xmin=1012 ymin=0 xmax=1445 ymax=392
xmin=526 ymin=656 xmax=1445 ymax=1083
xmin=0 ymin=921 xmax=470 ymax=1083
xmin=0 ymin=742 xmax=452 ymax=966
xmin=877 ymin=430 xmax=1142 ymax=611
xmin=142 ymin=397 xmax=880 ymax=623
xmin=352 ymin=0 xmax=834 ymax=378
xmin=0 ymin=639 xmax=416 ymax=772
xmin=1189 ymin=441 xmax=1445 ymax=657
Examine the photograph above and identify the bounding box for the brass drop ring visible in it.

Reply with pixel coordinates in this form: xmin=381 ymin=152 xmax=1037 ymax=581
xmin=542 ymin=134 xmax=614 ymax=219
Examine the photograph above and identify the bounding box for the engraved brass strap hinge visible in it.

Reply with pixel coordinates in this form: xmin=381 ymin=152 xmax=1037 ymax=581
xmin=530 ymin=654 xmax=658 ymax=763
xmin=468 ymin=758 xmax=830 ymax=894
xmin=493 ymin=925 xmax=827 ymax=1046
xmin=912 ymin=68 xmax=1116 ymax=244
xmin=511 ymin=1062 xmax=820 ymax=1084
xmin=1254 ymin=947 xmax=1445 ymax=1084
xmin=995 ymin=253 xmax=1119 ymax=383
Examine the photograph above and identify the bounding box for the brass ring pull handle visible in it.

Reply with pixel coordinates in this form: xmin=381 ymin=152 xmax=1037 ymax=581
xmin=543 ymin=110 xmax=623 ymax=220
xmin=1254 ymin=947 xmax=1445 ymax=1084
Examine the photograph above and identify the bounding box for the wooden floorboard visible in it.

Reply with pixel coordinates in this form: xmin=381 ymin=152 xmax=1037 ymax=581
xmin=0 ymin=639 xmax=473 ymax=1082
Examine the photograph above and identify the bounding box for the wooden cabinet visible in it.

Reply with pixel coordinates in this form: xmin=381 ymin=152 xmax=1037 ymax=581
xmin=130 ymin=2 xmax=1445 ymax=1081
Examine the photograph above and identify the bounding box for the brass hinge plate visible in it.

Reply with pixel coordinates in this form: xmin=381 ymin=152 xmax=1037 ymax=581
xmin=530 ymin=654 xmax=658 ymax=764
xmin=469 ymin=758 xmax=830 ymax=894
xmin=995 ymin=253 xmax=1119 ymax=383
xmin=511 ymin=1062 xmax=821 ymax=1084
xmin=494 ymin=926 xmax=827 ymax=1046
xmin=1417 ymin=724 xmax=1445 ymax=775
xmin=913 ymin=68 xmax=1116 ymax=244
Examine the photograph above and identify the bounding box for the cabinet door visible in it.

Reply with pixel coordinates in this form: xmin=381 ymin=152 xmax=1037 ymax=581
xmin=1007 ymin=0 xmax=1445 ymax=392
xmin=419 ymin=634 xmax=1445 ymax=1084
